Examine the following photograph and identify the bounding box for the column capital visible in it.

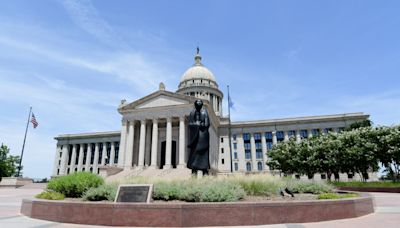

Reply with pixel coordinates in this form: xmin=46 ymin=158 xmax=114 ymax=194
xmin=140 ymin=119 xmax=146 ymax=124
xmin=179 ymin=116 xmax=185 ymax=121
xmin=166 ymin=116 xmax=172 ymax=122
xmin=152 ymin=118 xmax=158 ymax=124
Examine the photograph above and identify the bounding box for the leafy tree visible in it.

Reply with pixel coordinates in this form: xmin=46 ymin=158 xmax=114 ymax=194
xmin=344 ymin=120 xmax=372 ymax=131
xmin=0 ymin=144 xmax=21 ymax=181
xmin=379 ymin=126 xmax=400 ymax=182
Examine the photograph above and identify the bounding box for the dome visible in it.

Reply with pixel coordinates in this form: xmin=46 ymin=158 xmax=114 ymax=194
xmin=180 ymin=53 xmax=216 ymax=83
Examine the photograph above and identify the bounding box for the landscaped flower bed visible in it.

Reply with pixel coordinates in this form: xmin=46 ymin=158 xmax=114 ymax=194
xmin=36 ymin=172 xmax=357 ymax=202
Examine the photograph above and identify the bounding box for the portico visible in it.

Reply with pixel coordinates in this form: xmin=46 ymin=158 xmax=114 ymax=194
xmin=116 ymin=87 xmax=214 ymax=171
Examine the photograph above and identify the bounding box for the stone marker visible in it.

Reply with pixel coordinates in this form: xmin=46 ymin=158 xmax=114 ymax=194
xmin=114 ymin=184 xmax=153 ymax=203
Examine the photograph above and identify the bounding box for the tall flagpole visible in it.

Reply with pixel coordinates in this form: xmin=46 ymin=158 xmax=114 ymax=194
xmin=227 ymin=86 xmax=233 ymax=173
xmin=17 ymin=107 xmax=32 ymax=177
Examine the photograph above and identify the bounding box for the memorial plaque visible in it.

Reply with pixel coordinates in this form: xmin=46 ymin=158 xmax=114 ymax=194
xmin=114 ymin=184 xmax=153 ymax=203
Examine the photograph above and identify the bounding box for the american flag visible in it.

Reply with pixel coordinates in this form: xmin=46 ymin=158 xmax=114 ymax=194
xmin=31 ymin=113 xmax=38 ymax=128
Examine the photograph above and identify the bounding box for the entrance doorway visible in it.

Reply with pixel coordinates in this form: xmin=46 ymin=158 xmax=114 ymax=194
xmin=160 ymin=141 xmax=177 ymax=169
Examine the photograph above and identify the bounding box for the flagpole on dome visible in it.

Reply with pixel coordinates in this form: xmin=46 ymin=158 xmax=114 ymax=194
xmin=227 ymin=85 xmax=234 ymax=173
xmin=17 ymin=106 xmax=32 ymax=177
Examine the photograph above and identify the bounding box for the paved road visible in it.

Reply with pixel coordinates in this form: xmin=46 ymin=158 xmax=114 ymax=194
xmin=1 ymin=185 xmax=399 ymax=228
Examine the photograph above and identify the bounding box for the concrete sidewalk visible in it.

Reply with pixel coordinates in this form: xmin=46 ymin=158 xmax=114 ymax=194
xmin=1 ymin=185 xmax=399 ymax=228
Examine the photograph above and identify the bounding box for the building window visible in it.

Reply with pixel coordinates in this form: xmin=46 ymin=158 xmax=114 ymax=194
xmin=276 ymin=131 xmax=284 ymax=142
xmin=243 ymin=133 xmax=250 ymax=141
xmin=57 ymin=169 xmax=59 ymax=175
xmin=245 ymin=150 xmax=251 ymax=159
xmin=312 ymin=129 xmax=320 ymax=137
xmin=221 ymin=148 xmax=224 ymax=154
xmin=233 ymin=143 xmax=237 ymax=150
xmin=58 ymin=160 xmax=61 ymax=165
xmin=266 ymin=142 xmax=273 ymax=150
xmin=288 ymin=130 xmax=296 ymax=139
xmin=265 ymin=132 xmax=273 ymax=140
xmin=234 ymin=152 xmax=238 ymax=159
xmin=321 ymin=174 xmax=327 ymax=179
xmin=256 ymin=150 xmax=263 ymax=159
xmin=254 ymin=133 xmax=261 ymax=140
xmin=67 ymin=168 xmax=70 ymax=174
xmin=232 ymin=134 xmax=237 ymax=140
xmin=324 ymin=128 xmax=333 ymax=134
xmin=348 ymin=173 xmax=354 ymax=179
xmin=246 ymin=162 xmax=252 ymax=172
xmin=257 ymin=162 xmax=263 ymax=171
xmin=300 ymin=130 xmax=308 ymax=139
xmin=221 ymin=137 xmax=224 ymax=143
xmin=222 ymin=159 xmax=225 ymax=164
xmin=295 ymin=174 xmax=300 ymax=179
xmin=234 ymin=163 xmax=238 ymax=171
xmin=338 ymin=127 xmax=345 ymax=133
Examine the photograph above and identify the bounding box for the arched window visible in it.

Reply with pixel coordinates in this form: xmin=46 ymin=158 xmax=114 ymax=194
xmin=246 ymin=162 xmax=252 ymax=172
xmin=257 ymin=162 xmax=263 ymax=171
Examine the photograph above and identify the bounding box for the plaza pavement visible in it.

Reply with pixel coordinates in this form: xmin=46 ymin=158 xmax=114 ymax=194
xmin=0 ymin=184 xmax=399 ymax=228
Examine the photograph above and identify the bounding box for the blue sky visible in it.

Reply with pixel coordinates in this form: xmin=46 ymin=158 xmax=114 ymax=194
xmin=1 ymin=0 xmax=400 ymax=178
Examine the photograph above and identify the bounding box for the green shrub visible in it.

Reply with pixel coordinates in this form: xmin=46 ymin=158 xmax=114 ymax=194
xmin=234 ymin=176 xmax=283 ymax=196
xmin=47 ymin=172 xmax=104 ymax=198
xmin=152 ymin=178 xmax=245 ymax=202
xmin=82 ymin=184 xmax=118 ymax=201
xmin=35 ymin=191 xmax=65 ymax=200
xmin=286 ymin=180 xmax=334 ymax=194
xmin=317 ymin=192 xmax=358 ymax=200
xmin=331 ymin=181 xmax=400 ymax=188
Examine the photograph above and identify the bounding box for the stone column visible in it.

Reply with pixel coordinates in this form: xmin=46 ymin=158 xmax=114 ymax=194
xmin=138 ymin=120 xmax=146 ymax=169
xmin=70 ymin=144 xmax=77 ymax=173
xmin=178 ymin=116 xmax=186 ymax=168
xmin=164 ymin=117 xmax=172 ymax=169
xmin=59 ymin=144 xmax=69 ymax=175
xmin=261 ymin=133 xmax=268 ymax=170
xmin=53 ymin=145 xmax=61 ymax=176
xmin=118 ymin=121 xmax=128 ymax=168
xmin=101 ymin=142 xmax=107 ymax=166
xmin=284 ymin=131 xmax=289 ymax=141
xmin=124 ymin=120 xmax=135 ymax=169
xmin=85 ymin=144 xmax=92 ymax=172
xmin=296 ymin=130 xmax=301 ymax=143
xmin=145 ymin=122 xmax=152 ymax=166
xmin=77 ymin=144 xmax=84 ymax=171
xmin=250 ymin=133 xmax=257 ymax=171
xmin=110 ymin=142 xmax=115 ymax=166
xmin=308 ymin=129 xmax=313 ymax=138
xmin=272 ymin=131 xmax=277 ymax=145
xmin=93 ymin=143 xmax=99 ymax=174
xmin=150 ymin=119 xmax=158 ymax=168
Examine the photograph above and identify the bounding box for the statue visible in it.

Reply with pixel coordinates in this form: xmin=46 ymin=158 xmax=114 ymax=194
xmin=187 ymin=99 xmax=210 ymax=176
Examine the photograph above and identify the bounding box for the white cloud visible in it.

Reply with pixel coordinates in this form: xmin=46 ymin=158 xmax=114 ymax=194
xmin=60 ymin=0 xmax=126 ymax=48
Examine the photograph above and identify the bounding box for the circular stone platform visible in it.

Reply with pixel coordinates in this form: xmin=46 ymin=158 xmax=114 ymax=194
xmin=21 ymin=194 xmax=374 ymax=227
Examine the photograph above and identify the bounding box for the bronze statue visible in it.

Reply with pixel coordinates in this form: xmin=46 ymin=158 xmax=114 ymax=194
xmin=187 ymin=99 xmax=210 ymax=175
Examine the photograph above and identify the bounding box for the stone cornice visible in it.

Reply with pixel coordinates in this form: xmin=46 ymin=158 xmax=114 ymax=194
xmin=220 ymin=113 xmax=369 ymax=128
xmin=55 ymin=131 xmax=121 ymax=140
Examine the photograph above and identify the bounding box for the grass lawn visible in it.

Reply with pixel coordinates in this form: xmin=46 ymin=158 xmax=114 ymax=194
xmin=331 ymin=181 xmax=400 ymax=188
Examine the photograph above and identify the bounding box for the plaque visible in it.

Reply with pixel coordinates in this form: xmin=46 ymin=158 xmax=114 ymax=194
xmin=114 ymin=184 xmax=153 ymax=203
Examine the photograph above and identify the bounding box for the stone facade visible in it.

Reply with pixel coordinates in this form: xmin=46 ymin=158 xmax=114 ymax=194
xmin=52 ymin=51 xmax=376 ymax=181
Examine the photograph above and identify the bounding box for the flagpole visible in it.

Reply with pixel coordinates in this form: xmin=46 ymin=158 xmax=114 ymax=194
xmin=17 ymin=107 xmax=32 ymax=177
xmin=227 ymin=86 xmax=233 ymax=173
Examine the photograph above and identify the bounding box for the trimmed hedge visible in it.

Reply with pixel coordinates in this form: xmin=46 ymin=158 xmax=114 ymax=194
xmin=47 ymin=172 xmax=104 ymax=197
xmin=317 ymin=192 xmax=358 ymax=200
xmin=331 ymin=181 xmax=400 ymax=188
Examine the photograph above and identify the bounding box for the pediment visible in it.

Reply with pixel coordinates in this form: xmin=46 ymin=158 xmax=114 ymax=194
xmin=136 ymin=95 xmax=188 ymax=109
xmin=119 ymin=90 xmax=197 ymax=112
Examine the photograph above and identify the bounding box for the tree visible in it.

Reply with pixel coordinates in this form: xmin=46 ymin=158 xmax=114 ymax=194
xmin=345 ymin=119 xmax=373 ymax=131
xmin=0 ymin=144 xmax=21 ymax=181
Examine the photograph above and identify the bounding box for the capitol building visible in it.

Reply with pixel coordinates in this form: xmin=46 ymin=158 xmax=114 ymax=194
xmin=52 ymin=50 xmax=371 ymax=181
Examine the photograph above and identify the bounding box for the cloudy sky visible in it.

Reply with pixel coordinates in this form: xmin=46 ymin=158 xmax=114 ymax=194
xmin=1 ymin=0 xmax=399 ymax=178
